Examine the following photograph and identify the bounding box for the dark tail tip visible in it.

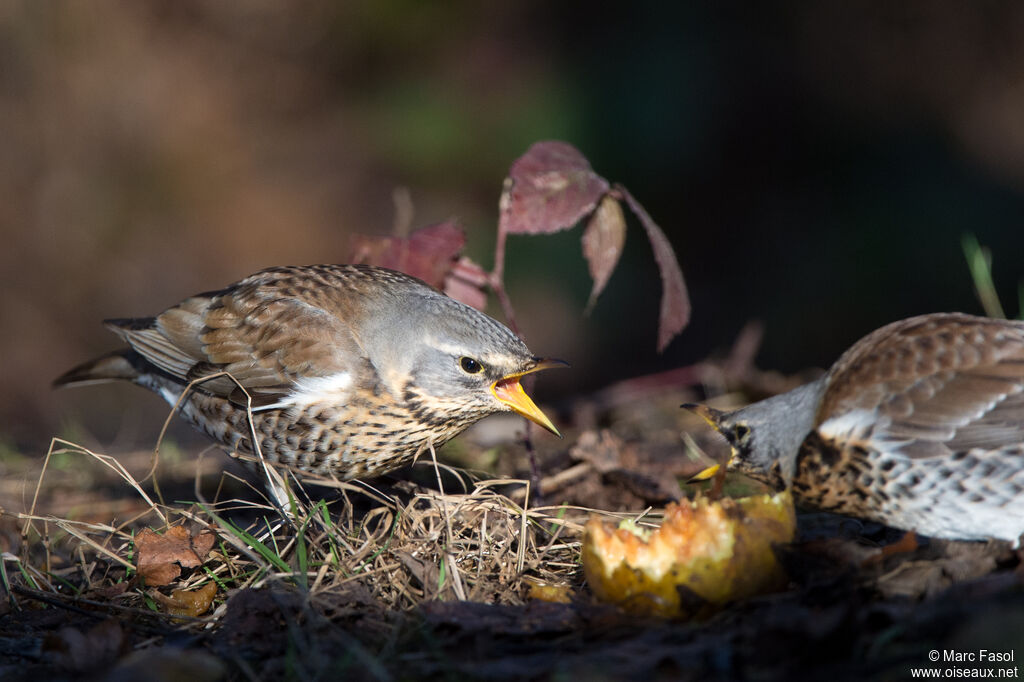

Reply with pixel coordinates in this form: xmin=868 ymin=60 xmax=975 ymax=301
xmin=103 ymin=317 xmax=157 ymax=331
xmin=53 ymin=350 xmax=142 ymax=388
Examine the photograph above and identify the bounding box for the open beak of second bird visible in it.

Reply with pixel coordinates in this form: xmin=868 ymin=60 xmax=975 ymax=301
xmin=491 ymin=358 xmax=568 ymax=437
xmin=681 ymin=402 xmax=730 ymax=482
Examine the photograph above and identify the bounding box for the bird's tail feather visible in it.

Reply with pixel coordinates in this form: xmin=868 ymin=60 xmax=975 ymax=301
xmin=53 ymin=350 xmax=144 ymax=388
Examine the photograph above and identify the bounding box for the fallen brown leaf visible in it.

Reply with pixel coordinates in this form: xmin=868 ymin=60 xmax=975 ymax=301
xmin=135 ymin=526 xmax=216 ymax=587
xmin=152 ymin=581 xmax=219 ymax=618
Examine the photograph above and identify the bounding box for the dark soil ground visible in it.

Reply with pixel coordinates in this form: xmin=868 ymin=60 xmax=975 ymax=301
xmin=2 ymin=369 xmax=1022 ymax=682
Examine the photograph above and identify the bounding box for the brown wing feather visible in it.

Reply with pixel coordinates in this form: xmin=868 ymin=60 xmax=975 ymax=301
xmin=817 ymin=313 xmax=1024 ymax=458
xmin=108 ymin=266 xmax=374 ymax=400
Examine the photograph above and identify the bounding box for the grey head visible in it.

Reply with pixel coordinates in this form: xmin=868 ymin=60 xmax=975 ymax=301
xmin=352 ymin=273 xmax=565 ymax=434
xmin=686 ymin=377 xmax=828 ymax=489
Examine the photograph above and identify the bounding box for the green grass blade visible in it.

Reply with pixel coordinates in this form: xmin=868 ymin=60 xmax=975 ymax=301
xmin=962 ymin=233 xmax=1006 ymax=319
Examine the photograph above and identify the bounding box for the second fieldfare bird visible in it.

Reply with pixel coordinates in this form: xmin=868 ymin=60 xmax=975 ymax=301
xmin=688 ymin=313 xmax=1024 ymax=544
xmin=56 ymin=264 xmax=565 ymax=480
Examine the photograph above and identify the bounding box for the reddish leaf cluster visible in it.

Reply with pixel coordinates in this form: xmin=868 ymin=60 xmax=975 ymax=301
xmin=348 ymin=140 xmax=691 ymax=352
xmin=349 ymin=220 xmax=465 ymax=290
xmin=349 ymin=220 xmax=489 ymax=310
xmin=499 ymin=141 xmax=691 ymax=351
xmin=497 ymin=141 xmax=610 ymax=236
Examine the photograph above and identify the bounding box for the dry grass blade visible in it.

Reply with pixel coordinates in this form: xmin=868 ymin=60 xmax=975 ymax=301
xmin=51 ymin=519 xmax=133 ymax=570
xmin=8 ymin=420 xmax=618 ymax=672
xmin=27 ymin=438 xmax=168 ymax=542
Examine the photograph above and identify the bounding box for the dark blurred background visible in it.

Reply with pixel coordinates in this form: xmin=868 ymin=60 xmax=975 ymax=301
xmin=4 ymin=1 xmax=1024 ymax=451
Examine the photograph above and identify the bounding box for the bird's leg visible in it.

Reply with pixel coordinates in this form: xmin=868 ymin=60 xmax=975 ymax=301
xmin=879 ymin=530 xmax=919 ymax=558
xmin=708 ymin=462 xmax=727 ymax=501
xmin=860 ymin=530 xmax=920 ymax=567
xmin=259 ymin=460 xmax=295 ymax=520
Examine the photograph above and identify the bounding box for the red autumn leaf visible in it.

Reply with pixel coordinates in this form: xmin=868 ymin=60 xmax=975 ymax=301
xmin=135 ymin=526 xmax=216 ymax=587
xmin=443 ymin=256 xmax=489 ymax=311
xmin=619 ymin=185 xmax=691 ymax=352
xmin=349 ymin=221 xmax=466 ymax=289
xmin=582 ymin=194 xmax=627 ymax=311
xmin=499 ymin=141 xmax=610 ymax=235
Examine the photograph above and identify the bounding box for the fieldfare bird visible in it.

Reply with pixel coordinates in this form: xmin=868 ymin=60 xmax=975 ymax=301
xmin=56 ymin=264 xmax=564 ymax=480
xmin=687 ymin=313 xmax=1024 ymax=544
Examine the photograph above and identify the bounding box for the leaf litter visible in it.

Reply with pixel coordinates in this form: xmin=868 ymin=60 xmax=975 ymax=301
xmin=4 ymin=356 xmax=1022 ymax=681
xmin=4 ymin=143 xmax=1022 ymax=680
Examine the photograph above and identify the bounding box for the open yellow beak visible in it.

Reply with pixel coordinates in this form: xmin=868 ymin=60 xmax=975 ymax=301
xmin=681 ymin=402 xmax=730 ymax=483
xmin=491 ymin=358 xmax=567 ymax=437
xmin=681 ymin=402 xmax=726 ymax=430
xmin=687 ymin=462 xmax=721 ymax=483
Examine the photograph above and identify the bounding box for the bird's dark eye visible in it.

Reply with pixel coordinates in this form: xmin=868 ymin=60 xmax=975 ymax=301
xmin=734 ymin=424 xmax=751 ymax=442
xmin=459 ymin=356 xmax=484 ymax=374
